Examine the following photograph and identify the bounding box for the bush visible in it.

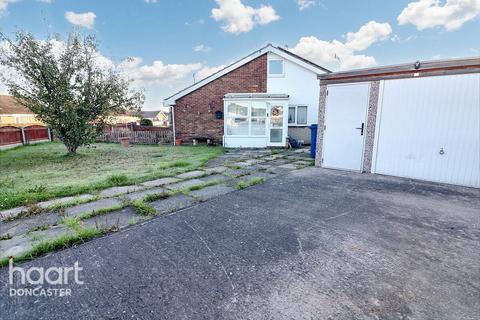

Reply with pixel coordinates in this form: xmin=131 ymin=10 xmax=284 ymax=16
xmin=140 ymin=118 xmax=153 ymax=126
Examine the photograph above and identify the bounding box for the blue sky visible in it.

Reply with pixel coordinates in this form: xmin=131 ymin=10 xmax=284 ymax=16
xmin=0 ymin=0 xmax=479 ymax=110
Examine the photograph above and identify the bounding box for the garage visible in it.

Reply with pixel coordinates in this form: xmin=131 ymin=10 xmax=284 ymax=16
xmin=317 ymin=57 xmax=480 ymax=188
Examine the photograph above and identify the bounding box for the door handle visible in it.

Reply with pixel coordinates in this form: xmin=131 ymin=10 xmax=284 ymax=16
xmin=355 ymin=123 xmax=364 ymax=136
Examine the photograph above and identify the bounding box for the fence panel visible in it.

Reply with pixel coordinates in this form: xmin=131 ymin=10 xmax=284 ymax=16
xmin=0 ymin=126 xmax=22 ymax=146
xmin=96 ymin=126 xmax=173 ymax=145
xmin=24 ymin=125 xmax=49 ymax=143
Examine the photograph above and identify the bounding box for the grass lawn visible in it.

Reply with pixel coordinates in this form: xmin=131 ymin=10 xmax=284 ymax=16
xmin=0 ymin=142 xmax=224 ymax=210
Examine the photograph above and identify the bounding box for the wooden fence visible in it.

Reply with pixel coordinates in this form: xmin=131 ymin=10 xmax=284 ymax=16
xmin=0 ymin=125 xmax=51 ymax=149
xmin=96 ymin=125 xmax=173 ymax=145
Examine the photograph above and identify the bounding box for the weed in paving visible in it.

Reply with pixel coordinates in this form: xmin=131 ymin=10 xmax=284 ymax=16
xmin=236 ymin=177 xmax=265 ymax=190
xmin=132 ymin=200 xmax=156 ymax=216
xmin=27 ymin=225 xmax=50 ymax=233
xmin=0 ymin=233 xmax=12 ymax=241
xmin=0 ymin=227 xmax=104 ymax=268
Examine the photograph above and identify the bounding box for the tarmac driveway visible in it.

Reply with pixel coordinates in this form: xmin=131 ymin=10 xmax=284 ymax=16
xmin=1 ymin=168 xmax=479 ymax=319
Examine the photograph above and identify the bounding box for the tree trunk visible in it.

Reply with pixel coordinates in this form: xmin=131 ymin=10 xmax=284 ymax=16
xmin=66 ymin=144 xmax=77 ymax=156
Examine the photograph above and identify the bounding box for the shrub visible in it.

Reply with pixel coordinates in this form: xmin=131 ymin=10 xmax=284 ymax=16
xmin=140 ymin=118 xmax=153 ymax=126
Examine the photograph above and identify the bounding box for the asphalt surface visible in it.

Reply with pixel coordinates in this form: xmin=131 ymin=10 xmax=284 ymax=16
xmin=1 ymin=168 xmax=479 ymax=320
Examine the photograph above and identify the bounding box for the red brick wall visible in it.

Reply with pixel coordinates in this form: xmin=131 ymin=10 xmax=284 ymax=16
xmin=174 ymin=54 xmax=267 ymax=143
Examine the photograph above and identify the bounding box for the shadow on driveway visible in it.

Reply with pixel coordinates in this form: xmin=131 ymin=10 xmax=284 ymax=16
xmin=1 ymin=168 xmax=479 ymax=319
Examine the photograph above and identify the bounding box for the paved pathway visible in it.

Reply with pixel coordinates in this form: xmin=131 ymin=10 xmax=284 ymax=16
xmin=0 ymin=148 xmax=312 ymax=261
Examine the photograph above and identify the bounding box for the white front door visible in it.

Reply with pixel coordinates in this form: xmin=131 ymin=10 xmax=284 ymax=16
xmin=322 ymin=83 xmax=370 ymax=171
xmin=267 ymin=103 xmax=287 ymax=146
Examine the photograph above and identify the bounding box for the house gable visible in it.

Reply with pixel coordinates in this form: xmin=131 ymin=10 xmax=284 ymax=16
xmin=164 ymin=44 xmax=329 ymax=105
xmin=173 ymin=54 xmax=267 ymax=143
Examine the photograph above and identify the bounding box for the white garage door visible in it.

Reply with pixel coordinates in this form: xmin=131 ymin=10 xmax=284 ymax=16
xmin=373 ymin=74 xmax=480 ymax=188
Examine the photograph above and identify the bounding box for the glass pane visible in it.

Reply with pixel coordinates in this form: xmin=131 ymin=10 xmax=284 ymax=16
xmin=251 ymin=103 xmax=266 ymax=117
xmin=270 ymin=129 xmax=282 ymax=143
xmin=288 ymin=107 xmax=296 ymax=124
xmin=297 ymin=106 xmax=307 ymax=124
xmin=251 ymin=118 xmax=266 ymax=135
xmin=227 ymin=103 xmax=248 ymax=117
xmin=226 ymin=117 xmax=248 ymax=135
xmin=268 ymin=60 xmax=283 ymax=75
xmin=270 ymin=105 xmax=283 ymax=128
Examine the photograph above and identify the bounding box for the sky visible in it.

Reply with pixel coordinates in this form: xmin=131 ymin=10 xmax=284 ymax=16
xmin=0 ymin=0 xmax=479 ymax=110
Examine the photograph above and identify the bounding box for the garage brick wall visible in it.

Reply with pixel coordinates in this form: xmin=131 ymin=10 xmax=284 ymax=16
xmin=174 ymin=54 xmax=268 ymax=143
xmin=362 ymin=81 xmax=380 ymax=173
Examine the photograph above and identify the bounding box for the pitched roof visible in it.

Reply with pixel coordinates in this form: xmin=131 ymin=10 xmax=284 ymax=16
xmin=164 ymin=44 xmax=330 ymax=105
xmin=140 ymin=111 xmax=161 ymax=119
xmin=0 ymin=95 xmax=33 ymax=115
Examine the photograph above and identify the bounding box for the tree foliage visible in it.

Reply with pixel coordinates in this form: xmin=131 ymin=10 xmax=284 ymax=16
xmin=140 ymin=118 xmax=153 ymax=126
xmin=0 ymin=31 xmax=144 ymax=155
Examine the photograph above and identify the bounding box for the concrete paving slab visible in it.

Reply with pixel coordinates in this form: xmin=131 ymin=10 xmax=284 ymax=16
xmin=0 ymin=212 xmax=60 ymax=237
xmin=199 ymin=174 xmax=231 ymax=184
xmin=123 ymin=188 xmax=166 ymax=201
xmin=28 ymin=225 xmax=71 ymax=242
xmin=99 ymin=186 xmax=144 ymax=198
xmin=0 ymin=206 xmax=27 ymax=221
xmin=176 ymin=170 xmax=205 ymax=179
xmin=204 ymin=166 xmax=228 ymax=174
xmin=141 ymin=177 xmax=181 ymax=188
xmin=189 ymin=184 xmax=235 ymax=201
xmin=82 ymin=207 xmax=141 ymax=231
xmin=164 ymin=179 xmax=205 ymax=191
xmin=150 ymin=194 xmax=196 ymax=214
xmin=37 ymin=194 xmax=96 ymax=209
xmin=64 ymin=198 xmax=123 ymax=218
xmin=222 ymin=168 xmax=252 ymax=178
xmin=0 ymin=235 xmax=33 ymax=260
xmin=279 ymin=163 xmax=298 ymax=170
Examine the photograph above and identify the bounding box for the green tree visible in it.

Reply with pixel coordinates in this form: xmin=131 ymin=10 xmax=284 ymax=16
xmin=140 ymin=118 xmax=153 ymax=126
xmin=0 ymin=31 xmax=144 ymax=155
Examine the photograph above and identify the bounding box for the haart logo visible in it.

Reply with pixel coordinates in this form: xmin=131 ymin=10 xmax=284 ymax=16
xmin=8 ymin=259 xmax=84 ymax=297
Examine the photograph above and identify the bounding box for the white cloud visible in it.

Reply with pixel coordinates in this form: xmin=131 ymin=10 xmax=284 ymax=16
xmin=211 ymin=0 xmax=280 ymax=34
xmin=0 ymin=0 xmax=20 ymax=15
xmin=144 ymin=0 xmax=158 ymax=3
xmin=290 ymin=21 xmax=392 ymax=70
xmin=398 ymin=0 xmax=480 ymax=31
xmin=118 ymin=57 xmax=202 ymax=85
xmin=193 ymin=44 xmax=212 ymax=53
xmin=37 ymin=0 xmax=53 ymax=3
xmin=297 ymin=0 xmax=315 ymax=11
xmin=65 ymin=11 xmax=96 ymax=29
xmin=196 ymin=64 xmax=227 ymax=81
xmin=344 ymin=20 xmax=392 ymax=51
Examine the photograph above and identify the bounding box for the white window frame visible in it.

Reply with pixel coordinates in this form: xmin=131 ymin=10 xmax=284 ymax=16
xmin=288 ymin=105 xmax=308 ymax=126
xmin=224 ymin=101 xmax=268 ymax=137
xmin=268 ymin=59 xmax=285 ymax=77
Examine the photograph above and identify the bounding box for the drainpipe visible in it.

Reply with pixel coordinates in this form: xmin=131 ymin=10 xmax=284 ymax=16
xmin=171 ymin=105 xmax=176 ymax=146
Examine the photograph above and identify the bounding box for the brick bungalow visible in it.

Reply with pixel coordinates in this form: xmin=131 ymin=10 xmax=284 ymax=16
xmin=164 ymin=44 xmax=329 ymax=148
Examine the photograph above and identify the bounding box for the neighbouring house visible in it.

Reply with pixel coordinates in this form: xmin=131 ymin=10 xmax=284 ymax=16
xmin=0 ymin=95 xmax=43 ymax=126
xmin=107 ymin=111 xmax=140 ymax=125
xmin=139 ymin=110 xmax=170 ymax=127
xmin=316 ymin=57 xmax=480 ymax=188
xmin=164 ymin=44 xmax=330 ymax=147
